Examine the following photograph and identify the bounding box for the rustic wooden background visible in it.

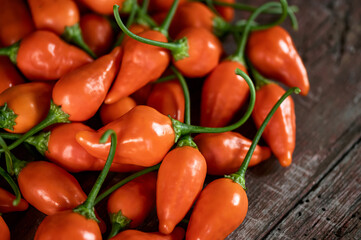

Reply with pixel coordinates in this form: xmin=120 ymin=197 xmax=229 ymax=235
xmin=2 ymin=0 xmax=361 ymax=239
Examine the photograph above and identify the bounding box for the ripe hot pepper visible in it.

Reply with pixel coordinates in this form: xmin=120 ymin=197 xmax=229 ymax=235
xmin=148 ymin=0 xmax=186 ymax=13
xmin=0 ymin=216 xmax=10 ymax=240
xmin=194 ymin=132 xmax=271 ymax=175
xmin=100 ymin=97 xmax=137 ymax=125
xmin=0 ymin=188 xmax=28 ymax=213
xmin=0 ymin=82 xmax=53 ymax=133
xmin=0 ymin=0 xmax=35 ymax=46
xmin=215 ymin=0 xmax=236 ymax=22
xmin=0 ymin=57 xmax=24 ymax=94
xmin=252 ymin=77 xmax=296 ymax=167
xmin=0 ymin=31 xmax=93 ymax=81
xmin=28 ymin=0 xmax=95 ymax=57
xmin=107 ymin=172 xmax=157 ymax=238
xmin=76 ymin=105 xmax=175 ymax=167
xmin=157 ymin=141 xmax=207 ymax=234
xmin=52 ymin=46 xmax=122 ymax=121
xmin=147 ymin=80 xmax=185 ymax=122
xmin=34 ymin=130 xmax=117 ymax=239
xmin=80 ymin=0 xmax=131 ymax=15
xmin=186 ymin=86 xmax=300 ymax=240
xmin=79 ymin=14 xmax=115 ymax=56
xmin=110 ymin=227 xmax=185 ymax=240
xmin=247 ymin=25 xmax=309 ymax=95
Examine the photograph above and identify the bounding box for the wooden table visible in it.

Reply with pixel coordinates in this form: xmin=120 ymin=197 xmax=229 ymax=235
xmin=3 ymin=0 xmax=361 ymax=239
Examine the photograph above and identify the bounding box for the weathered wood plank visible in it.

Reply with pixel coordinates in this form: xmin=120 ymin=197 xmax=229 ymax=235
xmin=265 ymin=140 xmax=361 ymax=239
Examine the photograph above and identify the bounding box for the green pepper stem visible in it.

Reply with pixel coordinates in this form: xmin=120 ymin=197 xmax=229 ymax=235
xmin=95 ymin=163 xmax=160 ymax=205
xmin=0 ymin=166 xmax=21 ymax=206
xmin=171 ymin=68 xmax=255 ymax=142
xmin=231 ymin=0 xmax=288 ymax=63
xmin=0 ymin=42 xmax=19 ymax=64
xmin=171 ymin=66 xmax=191 ymax=125
xmin=114 ymin=3 xmax=139 ymax=47
xmin=0 ymin=132 xmax=50 ymax=156
xmin=157 ymin=0 xmax=179 ymax=35
xmin=154 ymin=74 xmax=177 ymax=83
xmin=226 ymin=87 xmax=301 ymax=189
xmin=247 ymin=59 xmax=273 ymax=90
xmin=108 ymin=211 xmax=132 ymax=239
xmin=113 ymin=5 xmax=189 ymax=61
xmin=0 ymin=101 xmax=70 ymax=153
xmin=0 ymin=137 xmax=14 ymax=175
xmin=62 ymin=23 xmax=97 ymax=59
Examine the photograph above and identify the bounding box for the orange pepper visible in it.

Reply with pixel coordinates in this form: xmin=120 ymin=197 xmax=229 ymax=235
xmin=0 ymin=57 xmax=24 ymax=94
xmin=100 ymin=97 xmax=137 ymax=125
xmin=0 ymin=188 xmax=28 ymax=213
xmin=0 ymin=82 xmax=52 ymax=133
xmin=0 ymin=0 xmax=35 ymax=46
xmin=110 ymin=227 xmax=185 ymax=240
xmin=80 ymin=0 xmax=128 ymax=15
xmin=0 ymin=216 xmax=10 ymax=240
xmin=215 ymin=0 xmax=236 ymax=22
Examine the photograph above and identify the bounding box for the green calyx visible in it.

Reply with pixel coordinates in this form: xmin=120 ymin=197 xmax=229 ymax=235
xmin=171 ymin=37 xmax=189 ymax=61
xmin=177 ymin=135 xmax=198 ymax=149
xmin=0 ymin=42 xmax=19 ymax=64
xmin=109 ymin=210 xmax=132 ymax=228
xmin=73 ymin=206 xmax=99 ymax=222
xmin=170 ymin=117 xmax=186 ymax=143
xmin=225 ymin=173 xmax=246 ymax=190
xmin=213 ymin=16 xmax=231 ymax=37
xmin=13 ymin=157 xmax=27 ymax=177
xmin=25 ymin=132 xmax=50 ymax=156
xmin=0 ymin=103 xmax=17 ymax=131
xmin=121 ymin=0 xmax=135 ymax=13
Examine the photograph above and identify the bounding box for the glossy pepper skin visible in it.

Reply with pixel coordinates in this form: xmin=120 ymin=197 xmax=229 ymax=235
xmin=0 ymin=0 xmax=35 ymax=46
xmin=0 ymin=57 xmax=24 ymax=94
xmin=107 ymin=172 xmax=157 ymax=228
xmin=215 ymin=0 xmax=235 ymax=22
xmin=194 ymin=132 xmax=271 ymax=175
xmin=18 ymin=161 xmax=87 ymax=215
xmin=0 ymin=82 xmax=52 ymax=133
xmin=252 ymin=83 xmax=296 ymax=167
xmin=52 ymin=46 xmax=122 ymax=121
xmin=169 ymin=2 xmax=215 ymax=38
xmin=147 ymin=80 xmax=185 ymax=122
xmin=173 ymin=27 xmax=222 ymax=78
xmin=0 ymin=216 xmax=10 ymax=240
xmin=80 ymin=0 xmax=126 ymax=15
xmin=247 ymin=26 xmax=309 ymax=95
xmin=186 ymin=178 xmax=248 ymax=240
xmin=34 ymin=210 xmax=102 ymax=240
xmin=110 ymin=227 xmax=185 ymax=240
xmin=28 ymin=0 xmax=79 ymax=35
xmin=100 ymin=97 xmax=137 ymax=125
xmin=157 ymin=146 xmax=207 ymax=234
xmin=76 ymin=105 xmax=175 ymax=167
xmin=0 ymin=188 xmax=29 ymax=213
xmin=16 ymin=31 xmax=93 ymax=81
xmin=80 ymin=14 xmax=114 ymax=56
xmin=45 ymin=123 xmax=143 ymax=173
xmin=200 ymin=60 xmax=249 ymax=127
xmin=105 ymin=30 xmax=170 ymax=104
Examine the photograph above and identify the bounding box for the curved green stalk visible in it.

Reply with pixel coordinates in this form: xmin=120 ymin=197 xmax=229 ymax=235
xmin=0 ymin=42 xmax=19 ymax=64
xmin=171 ymin=66 xmax=191 ymax=125
xmin=95 ymin=163 xmax=160 ymax=205
xmin=0 ymin=137 xmax=14 ymax=175
xmin=171 ymin=68 xmax=255 ymax=142
xmin=0 ymin=101 xmax=69 ymax=153
xmin=113 ymin=5 xmax=189 ymax=61
xmin=231 ymin=0 xmax=288 ymax=64
xmin=225 ymin=87 xmax=301 ymax=189
xmin=154 ymin=74 xmax=177 ymax=83
xmin=0 ymin=166 xmax=21 ymax=206
xmin=157 ymin=0 xmax=179 ymax=36
xmin=114 ymin=3 xmax=139 ymax=47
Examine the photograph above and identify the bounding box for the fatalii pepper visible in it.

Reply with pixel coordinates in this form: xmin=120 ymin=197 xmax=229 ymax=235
xmin=0 ymin=216 xmax=10 ymax=240
xmin=0 ymin=0 xmax=35 ymax=47
xmin=110 ymin=227 xmax=185 ymax=240
xmin=0 ymin=57 xmax=24 ymax=94
xmin=34 ymin=130 xmax=117 ymax=239
xmin=76 ymin=69 xmax=255 ymax=167
xmin=0 ymin=82 xmax=53 ymax=133
xmin=111 ymin=2 xmax=222 ymax=81
xmin=247 ymin=25 xmax=309 ymax=95
xmin=81 ymin=0 xmax=133 ymax=15
xmin=52 ymin=46 xmax=122 ymax=121
xmin=79 ymin=13 xmax=115 ymax=56
xmin=194 ymin=132 xmax=271 ymax=175
xmin=147 ymin=79 xmax=185 ymax=122
xmin=186 ymin=86 xmax=301 ymax=240
xmin=0 ymin=188 xmax=28 ymax=213
xmin=200 ymin=0 xmax=289 ymax=127
xmin=104 ymin=0 xmax=178 ymax=104
xmin=100 ymin=97 xmax=137 ymax=125
xmin=250 ymin=63 xmax=296 ymax=167
xmin=107 ymin=172 xmax=157 ymax=238
xmin=28 ymin=0 xmax=96 ymax=58
xmin=0 ymin=30 xmax=93 ymax=81
xmin=148 ymin=0 xmax=186 ymax=13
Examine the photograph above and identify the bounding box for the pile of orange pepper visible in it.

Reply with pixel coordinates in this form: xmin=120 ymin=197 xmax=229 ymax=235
xmin=0 ymin=0 xmax=309 ymax=239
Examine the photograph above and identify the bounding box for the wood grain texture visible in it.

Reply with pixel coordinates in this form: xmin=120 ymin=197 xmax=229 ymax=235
xmin=2 ymin=0 xmax=361 ymax=239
